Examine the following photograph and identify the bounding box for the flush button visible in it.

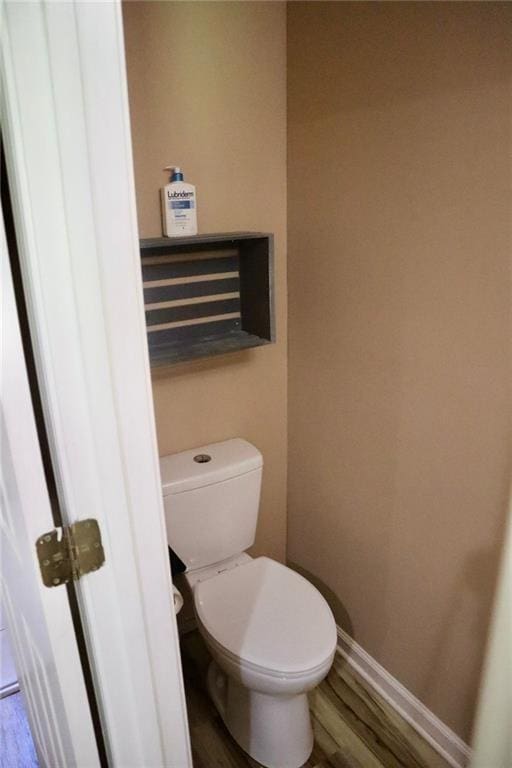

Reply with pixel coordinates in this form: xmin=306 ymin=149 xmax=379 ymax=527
xmin=194 ymin=454 xmax=212 ymax=464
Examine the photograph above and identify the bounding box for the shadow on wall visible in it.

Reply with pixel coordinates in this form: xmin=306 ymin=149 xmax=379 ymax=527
xmin=290 ymin=534 xmax=506 ymax=742
xmin=287 ymin=560 xmax=354 ymax=640
xmin=150 ymin=349 xmax=255 ymax=382
xmin=422 ymin=540 xmax=508 ymax=741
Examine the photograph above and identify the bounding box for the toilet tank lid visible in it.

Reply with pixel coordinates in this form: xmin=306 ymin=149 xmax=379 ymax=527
xmin=160 ymin=438 xmax=263 ymax=496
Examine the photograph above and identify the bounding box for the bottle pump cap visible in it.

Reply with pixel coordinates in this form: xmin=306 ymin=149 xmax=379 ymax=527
xmin=164 ymin=166 xmax=184 ymax=182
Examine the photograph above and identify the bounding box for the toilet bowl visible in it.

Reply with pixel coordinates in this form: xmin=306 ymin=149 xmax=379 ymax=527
xmin=160 ymin=439 xmax=337 ymax=768
xmin=191 ymin=556 xmax=336 ymax=768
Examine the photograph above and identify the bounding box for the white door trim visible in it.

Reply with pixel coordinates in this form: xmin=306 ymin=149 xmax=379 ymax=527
xmin=1 ymin=2 xmax=191 ymax=765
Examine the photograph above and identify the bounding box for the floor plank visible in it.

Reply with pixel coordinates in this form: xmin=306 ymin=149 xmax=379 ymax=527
xmin=0 ymin=692 xmax=39 ymax=768
xmin=314 ymin=749 xmax=365 ymax=768
xmin=309 ymin=714 xmax=337 ymax=765
xmin=310 ymin=687 xmax=383 ymax=768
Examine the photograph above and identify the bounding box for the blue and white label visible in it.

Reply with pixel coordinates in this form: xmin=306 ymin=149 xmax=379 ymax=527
xmin=170 ymin=200 xmax=195 ymax=209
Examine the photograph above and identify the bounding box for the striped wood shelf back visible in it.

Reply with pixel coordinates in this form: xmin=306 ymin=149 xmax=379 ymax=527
xmin=140 ymin=233 xmax=274 ymax=365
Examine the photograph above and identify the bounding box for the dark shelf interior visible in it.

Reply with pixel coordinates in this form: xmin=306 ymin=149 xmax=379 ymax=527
xmin=140 ymin=232 xmax=275 ymax=366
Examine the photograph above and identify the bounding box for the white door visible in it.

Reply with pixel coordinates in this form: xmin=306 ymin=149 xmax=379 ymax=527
xmin=1 ymin=1 xmax=192 ymax=765
xmin=1 ymin=212 xmax=101 ymax=767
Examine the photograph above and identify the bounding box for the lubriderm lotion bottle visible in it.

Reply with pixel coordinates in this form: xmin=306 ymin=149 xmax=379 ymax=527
xmin=161 ymin=166 xmax=198 ymax=237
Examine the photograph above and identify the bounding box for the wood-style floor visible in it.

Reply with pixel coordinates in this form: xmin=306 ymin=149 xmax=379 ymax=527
xmin=0 ymin=633 xmax=451 ymax=768
xmin=0 ymin=692 xmax=39 ymax=768
xmin=180 ymin=632 xmax=451 ymax=768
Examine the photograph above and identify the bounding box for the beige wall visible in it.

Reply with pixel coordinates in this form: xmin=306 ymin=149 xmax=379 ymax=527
xmin=123 ymin=1 xmax=287 ymax=562
xmin=287 ymin=2 xmax=512 ymax=742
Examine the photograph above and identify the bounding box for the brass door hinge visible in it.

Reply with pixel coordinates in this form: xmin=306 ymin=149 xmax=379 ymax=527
xmin=36 ymin=519 xmax=105 ymax=587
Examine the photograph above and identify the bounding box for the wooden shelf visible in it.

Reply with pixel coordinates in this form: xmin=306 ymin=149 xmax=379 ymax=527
xmin=140 ymin=232 xmax=275 ymax=366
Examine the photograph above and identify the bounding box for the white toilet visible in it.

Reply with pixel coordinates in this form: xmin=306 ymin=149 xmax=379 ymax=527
xmin=160 ymin=438 xmax=337 ymax=768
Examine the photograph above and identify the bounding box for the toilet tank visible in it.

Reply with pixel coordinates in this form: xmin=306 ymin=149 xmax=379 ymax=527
xmin=160 ymin=438 xmax=263 ymax=571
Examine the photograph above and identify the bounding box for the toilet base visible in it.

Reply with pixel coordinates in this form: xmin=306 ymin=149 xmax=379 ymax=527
xmin=207 ymin=661 xmax=314 ymax=768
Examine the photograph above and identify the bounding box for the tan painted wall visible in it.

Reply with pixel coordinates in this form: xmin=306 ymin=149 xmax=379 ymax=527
xmin=123 ymin=1 xmax=287 ymax=562
xmin=287 ymin=2 xmax=512 ymax=741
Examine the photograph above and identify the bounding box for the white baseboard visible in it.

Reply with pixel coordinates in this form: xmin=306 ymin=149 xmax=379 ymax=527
xmin=336 ymin=626 xmax=472 ymax=768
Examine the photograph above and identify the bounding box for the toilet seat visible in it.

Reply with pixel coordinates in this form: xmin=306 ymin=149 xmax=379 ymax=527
xmin=199 ymin=624 xmax=332 ymax=682
xmin=194 ymin=557 xmax=337 ymax=676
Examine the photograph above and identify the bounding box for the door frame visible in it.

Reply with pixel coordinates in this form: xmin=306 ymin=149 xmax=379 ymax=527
xmin=470 ymin=490 xmax=512 ymax=767
xmin=1 ymin=2 xmax=191 ymax=765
